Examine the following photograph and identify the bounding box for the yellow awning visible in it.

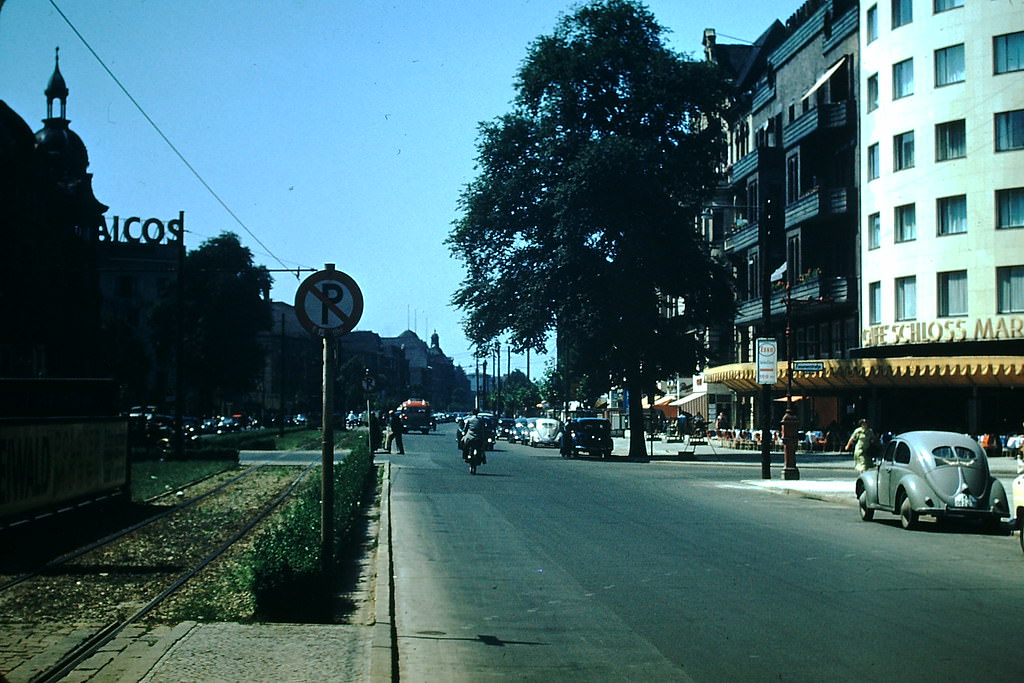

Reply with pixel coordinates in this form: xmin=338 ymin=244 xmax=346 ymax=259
xmin=704 ymin=356 xmax=1024 ymax=393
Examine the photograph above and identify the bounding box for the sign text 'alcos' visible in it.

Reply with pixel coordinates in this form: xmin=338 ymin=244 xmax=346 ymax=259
xmin=97 ymin=211 xmax=184 ymax=245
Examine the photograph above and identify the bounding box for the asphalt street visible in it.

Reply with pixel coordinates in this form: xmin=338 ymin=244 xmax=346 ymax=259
xmin=378 ymin=425 xmax=1024 ymax=682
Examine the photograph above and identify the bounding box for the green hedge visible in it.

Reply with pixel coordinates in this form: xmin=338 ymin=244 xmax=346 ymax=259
xmin=248 ymin=440 xmax=375 ymax=621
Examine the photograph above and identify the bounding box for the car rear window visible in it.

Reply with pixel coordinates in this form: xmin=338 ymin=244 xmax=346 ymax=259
xmin=931 ymin=445 xmax=978 ymax=466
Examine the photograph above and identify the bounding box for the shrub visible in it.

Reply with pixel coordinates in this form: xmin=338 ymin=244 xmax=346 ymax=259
xmin=249 ymin=440 xmax=375 ymax=621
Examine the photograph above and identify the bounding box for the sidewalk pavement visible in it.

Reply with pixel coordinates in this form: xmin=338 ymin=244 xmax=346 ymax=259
xmin=610 ymin=434 xmax=1022 ymax=506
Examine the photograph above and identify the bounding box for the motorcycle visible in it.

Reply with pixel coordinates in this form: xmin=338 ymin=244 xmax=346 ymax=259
xmin=462 ymin=439 xmax=486 ymax=474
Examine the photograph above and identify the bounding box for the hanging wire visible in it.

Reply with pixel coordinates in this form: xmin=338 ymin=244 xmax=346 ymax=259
xmin=46 ymin=0 xmax=298 ymax=277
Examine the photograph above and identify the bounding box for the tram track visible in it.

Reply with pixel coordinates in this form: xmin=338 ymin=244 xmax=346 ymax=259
xmin=29 ymin=462 xmax=316 ymax=683
xmin=0 ymin=461 xmax=273 ymax=595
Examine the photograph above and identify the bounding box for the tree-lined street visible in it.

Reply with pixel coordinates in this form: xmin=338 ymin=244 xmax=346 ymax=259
xmin=383 ymin=426 xmax=1024 ymax=681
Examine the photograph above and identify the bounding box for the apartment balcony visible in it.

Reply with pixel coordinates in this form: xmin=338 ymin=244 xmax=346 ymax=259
xmin=751 ymin=81 xmax=775 ymax=112
xmin=782 ymin=101 xmax=851 ymax=148
xmin=732 ymin=275 xmax=850 ymax=326
xmin=727 ymin=145 xmax=782 ymax=186
xmin=784 ymin=186 xmax=853 ymax=230
xmin=722 ymin=220 xmax=759 ymax=254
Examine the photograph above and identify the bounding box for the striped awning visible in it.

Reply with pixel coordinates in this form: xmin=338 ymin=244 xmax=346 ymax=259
xmin=704 ymin=356 xmax=1024 ymax=393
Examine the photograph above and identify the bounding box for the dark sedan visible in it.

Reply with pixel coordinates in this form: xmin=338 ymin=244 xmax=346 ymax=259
xmin=560 ymin=417 xmax=613 ymax=459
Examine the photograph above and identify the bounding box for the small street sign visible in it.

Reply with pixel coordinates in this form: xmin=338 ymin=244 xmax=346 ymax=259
xmin=361 ymin=374 xmax=377 ymax=392
xmin=756 ymin=338 xmax=778 ymax=385
xmin=793 ymin=361 xmax=825 ymax=372
xmin=294 ymin=264 xmax=363 ymax=338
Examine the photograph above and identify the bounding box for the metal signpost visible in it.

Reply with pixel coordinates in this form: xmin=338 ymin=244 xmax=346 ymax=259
xmin=361 ymin=372 xmax=377 ymax=457
xmin=294 ymin=264 xmax=364 ymax=572
xmin=756 ymin=338 xmax=778 ymax=479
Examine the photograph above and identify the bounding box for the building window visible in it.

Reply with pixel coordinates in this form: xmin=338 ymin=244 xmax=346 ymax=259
xmin=892 ymin=0 xmax=913 ymax=27
xmin=937 ymin=270 xmax=968 ymax=317
xmin=935 ymin=44 xmax=965 ymax=86
xmin=866 ymin=74 xmax=879 ymax=112
xmin=868 ymin=143 xmax=880 ymax=180
xmin=895 ymin=276 xmax=917 ymax=321
xmin=868 ymin=212 xmax=881 ymax=249
xmin=787 ymin=234 xmax=801 ymax=282
xmin=786 ymin=154 xmax=800 ymax=203
xmin=866 ymin=5 xmax=878 ymax=43
xmin=893 ymin=59 xmax=914 ymax=99
xmin=934 ymin=0 xmax=964 ymax=11
xmin=997 ymin=266 xmax=1024 ymax=313
xmin=935 ymin=119 xmax=966 ymax=161
xmin=895 ymin=203 xmax=917 ymax=242
xmin=995 ymin=110 xmax=1024 ymax=151
xmin=937 ymin=195 xmax=967 ymax=235
xmin=997 ymin=188 xmax=1024 ymax=230
xmin=995 ymin=32 xmax=1024 ymax=74
xmin=747 ymin=249 xmax=760 ymax=299
xmin=894 ymin=131 xmax=915 ymax=171
xmin=869 ymin=281 xmax=882 ymax=324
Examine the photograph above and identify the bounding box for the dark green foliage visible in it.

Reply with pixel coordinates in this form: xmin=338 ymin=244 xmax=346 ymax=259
xmin=151 ymin=232 xmax=273 ymax=413
xmin=448 ymin=0 xmax=736 ymax=456
xmin=249 ymin=441 xmax=375 ymax=621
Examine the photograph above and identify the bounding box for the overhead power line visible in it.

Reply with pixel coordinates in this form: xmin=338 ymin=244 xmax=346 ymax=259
xmin=46 ymin=0 xmax=297 ymax=277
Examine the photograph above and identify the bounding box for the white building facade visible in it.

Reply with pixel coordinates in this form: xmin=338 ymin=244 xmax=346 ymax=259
xmin=859 ymin=0 xmax=1024 ymax=352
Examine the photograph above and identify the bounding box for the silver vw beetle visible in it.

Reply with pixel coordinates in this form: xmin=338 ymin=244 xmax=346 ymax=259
xmin=856 ymin=431 xmax=1009 ymax=530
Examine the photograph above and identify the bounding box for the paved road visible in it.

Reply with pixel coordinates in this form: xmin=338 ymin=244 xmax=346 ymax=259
xmin=381 ymin=425 xmax=1024 ymax=682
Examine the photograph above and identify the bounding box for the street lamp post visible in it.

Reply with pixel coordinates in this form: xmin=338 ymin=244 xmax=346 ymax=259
xmin=781 ymin=279 xmax=800 ymax=480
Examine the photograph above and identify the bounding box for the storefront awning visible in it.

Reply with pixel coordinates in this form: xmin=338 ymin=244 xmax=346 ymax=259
xmin=704 ymin=356 xmax=1024 ymax=393
xmin=804 ymin=56 xmax=846 ymax=99
xmin=654 ymin=394 xmax=677 ymax=406
xmin=670 ymin=393 xmax=706 ymax=407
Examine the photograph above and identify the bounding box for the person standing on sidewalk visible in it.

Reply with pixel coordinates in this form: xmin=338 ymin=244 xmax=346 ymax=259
xmin=845 ymin=418 xmax=878 ymax=472
xmin=386 ymin=410 xmax=405 ymax=454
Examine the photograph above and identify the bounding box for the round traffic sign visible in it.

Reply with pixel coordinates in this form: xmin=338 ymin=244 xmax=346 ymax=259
xmin=294 ymin=265 xmax=364 ymax=337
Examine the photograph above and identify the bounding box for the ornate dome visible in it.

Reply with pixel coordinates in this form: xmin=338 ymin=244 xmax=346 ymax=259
xmin=35 ymin=119 xmax=89 ymax=178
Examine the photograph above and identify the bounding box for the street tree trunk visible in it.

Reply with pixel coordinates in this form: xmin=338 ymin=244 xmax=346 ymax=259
xmin=625 ymin=370 xmax=648 ymax=459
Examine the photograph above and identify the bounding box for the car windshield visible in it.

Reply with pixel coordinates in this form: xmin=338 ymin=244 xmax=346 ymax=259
xmin=931 ymin=445 xmax=978 ymax=466
xmin=579 ymin=421 xmax=609 ymax=434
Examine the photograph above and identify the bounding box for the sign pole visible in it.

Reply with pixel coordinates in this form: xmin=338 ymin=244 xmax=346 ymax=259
xmin=294 ymin=262 xmax=364 ymax=575
xmin=321 ymin=336 xmax=335 ymax=572
xmin=756 ymin=338 xmax=778 ymax=480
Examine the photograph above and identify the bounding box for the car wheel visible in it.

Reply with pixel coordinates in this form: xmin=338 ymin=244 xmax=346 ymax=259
xmin=899 ymin=496 xmax=919 ymax=530
xmin=1020 ymin=523 xmax=1024 ymax=553
xmin=858 ymin=491 xmax=874 ymax=521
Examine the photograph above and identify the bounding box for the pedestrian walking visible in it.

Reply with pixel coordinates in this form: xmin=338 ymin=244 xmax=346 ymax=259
xmin=845 ymin=418 xmax=878 ymax=472
xmin=386 ymin=410 xmax=405 ymax=454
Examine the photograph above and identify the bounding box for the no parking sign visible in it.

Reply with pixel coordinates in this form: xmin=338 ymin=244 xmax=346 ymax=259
xmin=294 ymin=264 xmax=363 ymax=338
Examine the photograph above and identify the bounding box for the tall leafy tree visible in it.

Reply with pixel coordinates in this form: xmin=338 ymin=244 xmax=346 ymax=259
xmin=152 ymin=232 xmax=272 ymax=413
xmin=448 ymin=0 xmax=735 ymax=457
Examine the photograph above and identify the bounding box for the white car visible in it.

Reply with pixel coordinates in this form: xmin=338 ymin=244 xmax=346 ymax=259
xmin=529 ymin=418 xmax=562 ymax=448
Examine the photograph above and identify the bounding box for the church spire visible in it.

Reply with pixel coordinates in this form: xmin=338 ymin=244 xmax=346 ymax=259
xmin=45 ymin=47 xmax=69 ymax=121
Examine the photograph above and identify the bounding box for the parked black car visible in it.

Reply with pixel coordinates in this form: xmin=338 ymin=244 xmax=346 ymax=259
xmin=560 ymin=417 xmax=613 ymax=459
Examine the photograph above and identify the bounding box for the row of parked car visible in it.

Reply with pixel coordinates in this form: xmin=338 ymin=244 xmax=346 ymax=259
xmin=486 ymin=415 xmax=614 ymax=459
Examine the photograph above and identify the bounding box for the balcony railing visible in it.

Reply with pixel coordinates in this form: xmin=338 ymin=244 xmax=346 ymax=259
xmin=782 ymin=102 xmax=850 ymax=148
xmin=722 ymin=220 xmax=759 ymax=254
xmin=784 ymin=186 xmax=852 ymax=229
xmin=729 ymin=149 xmax=759 ymax=184
xmin=732 ymin=275 xmax=850 ymax=326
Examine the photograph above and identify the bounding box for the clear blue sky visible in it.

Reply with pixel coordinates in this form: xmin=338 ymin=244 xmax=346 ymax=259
xmin=1 ymin=0 xmax=786 ymax=377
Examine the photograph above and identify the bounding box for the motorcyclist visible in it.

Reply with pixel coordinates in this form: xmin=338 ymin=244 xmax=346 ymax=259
xmin=460 ymin=409 xmax=487 ymax=464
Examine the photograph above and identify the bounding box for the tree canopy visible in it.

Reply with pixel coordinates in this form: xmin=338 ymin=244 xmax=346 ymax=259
xmin=447 ymin=0 xmax=735 ymax=456
xmin=152 ymin=232 xmax=272 ymax=413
